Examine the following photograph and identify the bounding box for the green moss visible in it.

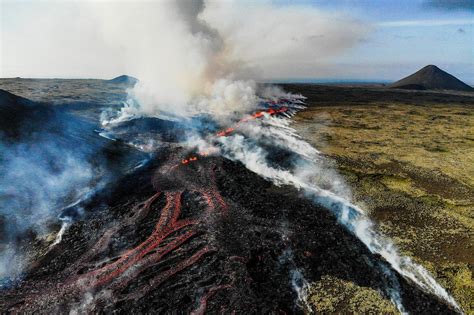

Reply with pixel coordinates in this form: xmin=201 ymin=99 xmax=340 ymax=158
xmin=380 ymin=176 xmax=426 ymax=197
xmin=294 ymin=102 xmax=474 ymax=313
xmin=434 ymin=264 xmax=474 ymax=314
xmin=307 ymin=275 xmax=398 ymax=314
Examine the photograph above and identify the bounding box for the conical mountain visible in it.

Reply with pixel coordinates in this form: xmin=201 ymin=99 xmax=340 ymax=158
xmin=107 ymin=75 xmax=138 ymax=85
xmin=389 ymin=65 xmax=473 ymax=92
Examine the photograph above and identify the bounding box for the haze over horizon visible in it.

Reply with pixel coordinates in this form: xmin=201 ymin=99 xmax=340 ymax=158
xmin=1 ymin=0 xmax=473 ymax=83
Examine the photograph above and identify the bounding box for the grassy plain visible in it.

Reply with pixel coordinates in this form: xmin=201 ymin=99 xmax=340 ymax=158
xmin=287 ymin=84 xmax=474 ymax=313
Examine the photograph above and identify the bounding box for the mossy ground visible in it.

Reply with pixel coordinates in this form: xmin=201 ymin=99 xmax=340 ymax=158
xmin=307 ymin=275 xmax=398 ymax=314
xmin=291 ymin=86 xmax=473 ymax=314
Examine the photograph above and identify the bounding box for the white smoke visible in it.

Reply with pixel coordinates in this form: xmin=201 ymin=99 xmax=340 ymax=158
xmin=99 ymin=0 xmax=368 ymax=120
xmin=201 ymin=1 xmax=369 ymax=79
xmin=0 ymin=140 xmax=98 ymax=280
xmin=1 ymin=1 xmax=369 ymax=121
xmin=203 ymin=114 xmax=461 ymax=312
xmin=277 ymin=223 xmax=313 ymax=313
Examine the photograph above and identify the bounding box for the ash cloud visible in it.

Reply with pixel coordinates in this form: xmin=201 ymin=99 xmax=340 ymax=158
xmin=2 ymin=1 xmax=369 ymax=120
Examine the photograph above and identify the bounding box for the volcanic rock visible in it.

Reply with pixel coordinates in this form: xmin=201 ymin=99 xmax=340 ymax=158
xmin=389 ymin=65 xmax=473 ymax=92
xmin=0 ymin=146 xmax=460 ymax=314
xmin=0 ymin=89 xmax=53 ymax=138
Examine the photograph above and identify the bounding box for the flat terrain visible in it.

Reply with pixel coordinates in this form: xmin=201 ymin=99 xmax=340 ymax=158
xmin=0 ymin=79 xmax=472 ymax=313
xmin=284 ymin=84 xmax=474 ymax=313
xmin=0 ymin=78 xmax=127 ymax=105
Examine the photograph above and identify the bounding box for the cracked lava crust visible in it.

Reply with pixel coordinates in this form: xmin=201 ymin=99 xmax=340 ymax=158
xmin=0 ymin=149 xmax=458 ymax=314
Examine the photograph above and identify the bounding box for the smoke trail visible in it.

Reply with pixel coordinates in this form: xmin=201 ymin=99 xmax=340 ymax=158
xmin=50 ymin=220 xmax=70 ymax=247
xmin=84 ymin=0 xmax=370 ymax=125
xmin=0 ymin=138 xmax=98 ymax=280
xmin=277 ymin=223 xmax=313 ymax=313
xmin=208 ymin=112 xmax=461 ymax=312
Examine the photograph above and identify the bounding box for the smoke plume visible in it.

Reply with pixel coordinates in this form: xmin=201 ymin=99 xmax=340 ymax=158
xmin=98 ymin=0 xmax=368 ymax=120
xmin=2 ymin=1 xmax=369 ymax=120
xmin=205 ymin=113 xmax=461 ymax=312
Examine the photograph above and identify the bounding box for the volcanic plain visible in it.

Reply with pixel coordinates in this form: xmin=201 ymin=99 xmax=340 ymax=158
xmin=284 ymin=83 xmax=474 ymax=313
xmin=0 ymin=78 xmax=472 ymax=313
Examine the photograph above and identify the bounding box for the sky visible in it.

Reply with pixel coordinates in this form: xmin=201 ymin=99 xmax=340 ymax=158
xmin=0 ymin=0 xmax=473 ymax=83
xmin=296 ymin=0 xmax=474 ymax=82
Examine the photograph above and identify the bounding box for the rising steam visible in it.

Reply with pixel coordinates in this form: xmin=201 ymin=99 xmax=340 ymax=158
xmin=88 ymin=0 xmax=369 ymax=122
xmin=208 ymin=111 xmax=461 ymax=312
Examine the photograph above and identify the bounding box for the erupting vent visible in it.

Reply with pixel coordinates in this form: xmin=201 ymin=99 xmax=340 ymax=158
xmin=180 ymin=101 xmax=302 ymax=167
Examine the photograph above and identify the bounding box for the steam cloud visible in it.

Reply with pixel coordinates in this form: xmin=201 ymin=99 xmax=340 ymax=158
xmin=98 ymin=0 xmax=368 ymax=121
xmin=2 ymin=1 xmax=369 ymax=120
xmin=0 ymin=137 xmax=97 ymax=280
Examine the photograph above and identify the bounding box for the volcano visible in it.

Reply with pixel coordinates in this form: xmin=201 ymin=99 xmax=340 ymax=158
xmin=107 ymin=75 xmax=138 ymax=85
xmin=0 ymin=89 xmax=462 ymax=314
xmin=0 ymin=147 xmax=459 ymax=314
xmin=389 ymin=65 xmax=473 ymax=92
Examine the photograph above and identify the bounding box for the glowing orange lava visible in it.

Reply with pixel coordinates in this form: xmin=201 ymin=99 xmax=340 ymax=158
xmin=181 ymin=106 xmax=289 ymax=166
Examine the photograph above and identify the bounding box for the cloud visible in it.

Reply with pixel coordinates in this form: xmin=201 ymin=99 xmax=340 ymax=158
xmin=0 ymin=0 xmax=370 ymax=82
xmin=378 ymin=19 xmax=473 ymax=27
xmin=424 ymin=0 xmax=474 ymax=11
xmin=94 ymin=0 xmax=370 ymax=119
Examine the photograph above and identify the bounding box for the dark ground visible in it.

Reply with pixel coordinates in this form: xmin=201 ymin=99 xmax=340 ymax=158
xmin=0 ymin=147 xmax=459 ymax=314
xmin=0 ymin=80 xmax=471 ymax=313
xmin=284 ymin=83 xmax=473 ymax=313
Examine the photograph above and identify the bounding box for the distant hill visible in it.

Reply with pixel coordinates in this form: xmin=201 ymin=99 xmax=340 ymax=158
xmin=389 ymin=65 xmax=473 ymax=92
xmin=107 ymin=75 xmax=138 ymax=85
xmin=0 ymin=89 xmax=106 ymax=143
xmin=0 ymin=89 xmax=52 ymax=138
xmin=0 ymin=88 xmax=33 ymax=108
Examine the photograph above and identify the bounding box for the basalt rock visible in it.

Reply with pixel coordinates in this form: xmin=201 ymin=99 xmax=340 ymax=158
xmin=0 ymin=147 xmax=459 ymax=314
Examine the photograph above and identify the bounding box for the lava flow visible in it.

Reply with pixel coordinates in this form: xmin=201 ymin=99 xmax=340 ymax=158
xmin=3 ymin=102 xmax=297 ymax=313
xmin=181 ymin=105 xmax=293 ymax=166
xmin=216 ymin=106 xmax=289 ymax=137
xmin=4 ymin=151 xmax=231 ymax=313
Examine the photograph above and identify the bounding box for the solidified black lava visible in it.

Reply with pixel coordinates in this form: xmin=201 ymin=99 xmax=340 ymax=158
xmin=0 ymin=148 xmax=458 ymax=314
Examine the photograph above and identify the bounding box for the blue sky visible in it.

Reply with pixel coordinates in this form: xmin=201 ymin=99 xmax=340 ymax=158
xmin=275 ymin=0 xmax=473 ymax=82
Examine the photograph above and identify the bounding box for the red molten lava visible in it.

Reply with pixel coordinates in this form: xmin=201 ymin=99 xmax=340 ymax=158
xmin=216 ymin=106 xmax=288 ymax=137
xmin=181 ymin=106 xmax=289 ymax=166
xmin=10 ymin=160 xmax=230 ymax=313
